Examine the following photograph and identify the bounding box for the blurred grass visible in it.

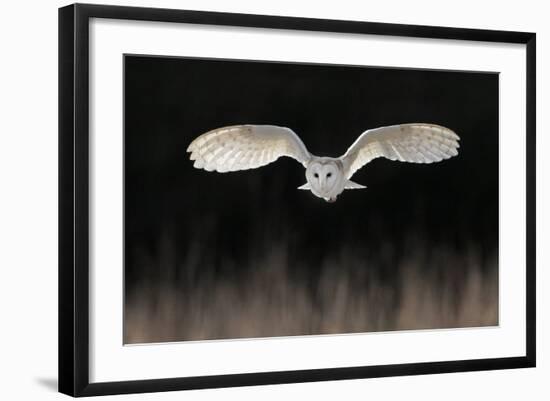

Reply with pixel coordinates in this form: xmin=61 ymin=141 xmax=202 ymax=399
xmin=124 ymin=238 xmax=498 ymax=343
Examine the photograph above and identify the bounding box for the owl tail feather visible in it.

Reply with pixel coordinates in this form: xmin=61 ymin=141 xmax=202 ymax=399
xmin=345 ymin=180 xmax=366 ymax=189
xmin=298 ymin=181 xmax=366 ymax=190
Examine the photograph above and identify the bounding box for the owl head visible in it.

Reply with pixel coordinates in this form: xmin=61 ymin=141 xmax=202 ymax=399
xmin=305 ymin=159 xmax=345 ymax=202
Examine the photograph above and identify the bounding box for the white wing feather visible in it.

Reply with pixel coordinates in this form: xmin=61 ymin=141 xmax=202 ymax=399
xmin=187 ymin=125 xmax=311 ymax=172
xmin=340 ymin=123 xmax=460 ymax=179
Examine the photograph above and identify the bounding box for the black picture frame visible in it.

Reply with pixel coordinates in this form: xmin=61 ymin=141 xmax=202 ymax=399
xmin=59 ymin=3 xmax=536 ymax=397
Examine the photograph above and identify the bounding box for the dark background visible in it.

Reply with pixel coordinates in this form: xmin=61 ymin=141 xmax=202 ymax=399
xmin=124 ymin=55 xmax=499 ymax=342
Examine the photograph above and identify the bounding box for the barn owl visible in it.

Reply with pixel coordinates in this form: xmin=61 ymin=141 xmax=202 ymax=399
xmin=187 ymin=124 xmax=460 ymax=202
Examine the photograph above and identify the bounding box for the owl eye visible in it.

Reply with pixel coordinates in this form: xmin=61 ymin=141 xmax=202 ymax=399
xmin=327 ymin=172 xmax=332 ymax=178
xmin=314 ymin=173 xmax=319 ymax=178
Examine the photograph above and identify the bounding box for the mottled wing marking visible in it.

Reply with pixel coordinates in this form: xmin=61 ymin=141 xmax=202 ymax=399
xmin=187 ymin=125 xmax=311 ymax=172
xmin=340 ymin=124 xmax=460 ymax=179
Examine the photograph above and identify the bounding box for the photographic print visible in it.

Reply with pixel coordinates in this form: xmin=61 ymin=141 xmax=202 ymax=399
xmin=123 ymin=55 xmax=499 ymax=344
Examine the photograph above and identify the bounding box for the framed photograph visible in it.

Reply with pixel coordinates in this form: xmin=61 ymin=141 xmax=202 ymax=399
xmin=59 ymin=3 xmax=536 ymax=397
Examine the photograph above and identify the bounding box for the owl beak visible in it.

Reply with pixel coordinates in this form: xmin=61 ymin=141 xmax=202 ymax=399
xmin=326 ymin=197 xmax=336 ymax=203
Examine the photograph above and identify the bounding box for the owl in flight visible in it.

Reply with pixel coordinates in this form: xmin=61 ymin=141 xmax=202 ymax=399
xmin=187 ymin=124 xmax=460 ymax=202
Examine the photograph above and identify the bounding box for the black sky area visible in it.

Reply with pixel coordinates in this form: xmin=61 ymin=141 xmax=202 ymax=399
xmin=124 ymin=55 xmax=498 ymax=289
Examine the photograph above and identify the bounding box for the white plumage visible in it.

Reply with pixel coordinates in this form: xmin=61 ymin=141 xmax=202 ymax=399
xmin=187 ymin=123 xmax=460 ymax=202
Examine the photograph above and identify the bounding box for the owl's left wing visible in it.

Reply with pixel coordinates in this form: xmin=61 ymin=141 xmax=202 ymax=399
xmin=187 ymin=125 xmax=311 ymax=172
xmin=340 ymin=123 xmax=460 ymax=179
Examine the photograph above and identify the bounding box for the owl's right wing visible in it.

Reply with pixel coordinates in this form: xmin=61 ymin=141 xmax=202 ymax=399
xmin=187 ymin=125 xmax=312 ymax=172
xmin=340 ymin=123 xmax=460 ymax=179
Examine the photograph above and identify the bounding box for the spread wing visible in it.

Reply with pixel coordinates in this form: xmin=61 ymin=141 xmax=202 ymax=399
xmin=340 ymin=124 xmax=460 ymax=179
xmin=187 ymin=125 xmax=311 ymax=172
